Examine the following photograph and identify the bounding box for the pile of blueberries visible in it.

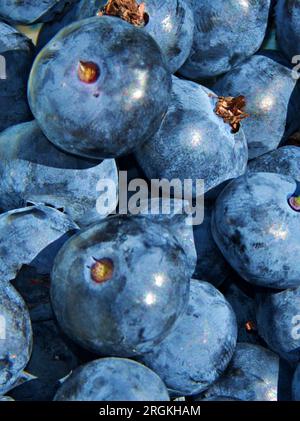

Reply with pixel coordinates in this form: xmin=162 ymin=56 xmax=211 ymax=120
xmin=1 ymin=0 xmax=300 ymax=402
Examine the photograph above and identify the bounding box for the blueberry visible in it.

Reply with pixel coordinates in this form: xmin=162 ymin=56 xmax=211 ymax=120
xmin=0 ymin=396 xmax=14 ymax=401
xmin=0 ymin=205 xmax=78 ymax=282
xmin=54 ymin=357 xmax=169 ymax=401
xmin=178 ymin=0 xmax=271 ymax=80
xmin=292 ymin=364 xmax=300 ymax=401
xmin=275 ymin=0 xmax=300 ymax=62
xmin=0 ymin=0 xmax=76 ymax=25
xmin=139 ymin=280 xmax=237 ymax=396
xmin=0 ymin=283 xmax=32 ymax=395
xmin=199 ymin=396 xmax=241 ymax=401
xmin=28 ymin=16 xmax=172 ymax=159
xmin=203 ymin=343 xmax=280 ymax=401
xmin=256 ymin=287 xmax=300 ymax=362
xmin=248 ymin=146 xmax=300 ymax=181
xmin=0 ymin=22 xmax=34 ymax=132
xmin=213 ymin=55 xmax=300 ymax=159
xmin=135 ymin=77 xmax=248 ymax=195
xmin=0 ymin=121 xmax=118 ymax=225
xmin=212 ymin=172 xmax=300 ymax=289
xmin=51 ymin=215 xmax=190 ymax=357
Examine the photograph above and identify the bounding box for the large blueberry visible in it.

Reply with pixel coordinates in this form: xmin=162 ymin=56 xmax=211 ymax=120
xmin=178 ymin=0 xmax=271 ymax=80
xmin=28 ymin=16 xmax=172 ymax=159
xmin=0 ymin=0 xmax=76 ymax=24
xmin=0 ymin=283 xmax=32 ymax=395
xmin=135 ymin=77 xmax=248 ymax=195
xmin=139 ymin=280 xmax=237 ymax=396
xmin=275 ymin=0 xmax=300 ymax=61
xmin=213 ymin=55 xmax=299 ymax=159
xmin=256 ymin=287 xmax=300 ymax=362
xmin=212 ymin=172 xmax=300 ymax=289
xmin=292 ymin=364 xmax=300 ymax=401
xmin=0 ymin=205 xmax=78 ymax=282
xmin=0 ymin=121 xmax=118 ymax=226
xmin=0 ymin=22 xmax=34 ymax=133
xmin=54 ymin=358 xmax=169 ymax=401
xmin=51 ymin=216 xmax=190 ymax=357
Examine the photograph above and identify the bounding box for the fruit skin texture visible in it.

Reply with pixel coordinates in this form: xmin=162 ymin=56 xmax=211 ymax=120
xmin=213 ymin=55 xmax=299 ymax=160
xmin=54 ymin=358 xmax=170 ymax=401
xmin=179 ymin=0 xmax=271 ymax=80
xmin=0 ymin=121 xmax=118 ymax=226
xmin=247 ymin=146 xmax=300 ymax=182
xmin=256 ymin=288 xmax=300 ymax=363
xmin=28 ymin=16 xmax=172 ymax=159
xmin=51 ymin=216 xmax=190 ymax=357
xmin=139 ymin=280 xmax=237 ymax=396
xmin=293 ymin=364 xmax=300 ymax=401
xmin=0 ymin=0 xmax=76 ymax=25
xmin=212 ymin=172 xmax=300 ymax=289
xmin=275 ymin=0 xmax=300 ymax=61
xmin=0 ymin=22 xmax=34 ymax=133
xmin=204 ymin=343 xmax=280 ymax=401
xmin=0 ymin=283 xmax=32 ymax=395
xmin=135 ymin=77 xmax=248 ymax=195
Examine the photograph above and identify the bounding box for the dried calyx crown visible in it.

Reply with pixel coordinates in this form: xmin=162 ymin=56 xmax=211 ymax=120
xmin=211 ymin=94 xmax=249 ymax=134
xmin=98 ymin=0 xmax=147 ymax=27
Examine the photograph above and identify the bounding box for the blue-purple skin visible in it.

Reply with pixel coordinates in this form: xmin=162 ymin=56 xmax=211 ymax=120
xmin=275 ymin=0 xmax=300 ymax=61
xmin=135 ymin=77 xmax=248 ymax=196
xmin=248 ymin=146 xmax=300 ymax=181
xmin=203 ymin=343 xmax=279 ymax=401
xmin=51 ymin=215 xmax=190 ymax=357
xmin=212 ymin=172 xmax=300 ymax=289
xmin=8 ymin=378 xmax=60 ymax=401
xmin=28 ymin=16 xmax=172 ymax=159
xmin=292 ymin=364 xmax=300 ymax=401
xmin=139 ymin=280 xmax=237 ymax=396
xmin=213 ymin=55 xmax=299 ymax=160
xmin=54 ymin=358 xmax=170 ymax=401
xmin=0 ymin=121 xmax=118 ymax=226
xmin=178 ymin=0 xmax=271 ymax=80
xmin=193 ymin=204 xmax=231 ymax=287
xmin=0 ymin=0 xmax=76 ymax=24
xmin=38 ymin=0 xmax=195 ymax=74
xmin=0 ymin=396 xmax=14 ymax=401
xmin=256 ymin=288 xmax=300 ymax=363
xmin=198 ymin=396 xmax=241 ymax=401
xmin=0 ymin=283 xmax=32 ymax=396
xmin=0 ymin=23 xmax=34 ymax=133
xmin=0 ymin=205 xmax=78 ymax=283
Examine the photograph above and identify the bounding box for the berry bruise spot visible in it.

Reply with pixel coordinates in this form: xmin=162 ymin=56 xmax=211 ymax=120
xmin=211 ymin=94 xmax=249 ymax=134
xmin=288 ymin=195 xmax=300 ymax=212
xmin=90 ymin=258 xmax=114 ymax=283
xmin=98 ymin=0 xmax=148 ymax=27
xmin=78 ymin=61 xmax=100 ymax=84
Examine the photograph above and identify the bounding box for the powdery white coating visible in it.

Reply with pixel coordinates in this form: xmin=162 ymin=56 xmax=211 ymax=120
xmin=179 ymin=0 xmax=270 ymax=79
xmin=54 ymin=358 xmax=170 ymax=401
xmin=213 ymin=55 xmax=299 ymax=159
xmin=136 ymin=77 xmax=248 ymax=195
xmin=140 ymin=280 xmax=237 ymax=396
xmin=212 ymin=172 xmax=300 ymax=289
xmin=276 ymin=0 xmax=300 ymax=61
xmin=0 ymin=283 xmax=32 ymax=395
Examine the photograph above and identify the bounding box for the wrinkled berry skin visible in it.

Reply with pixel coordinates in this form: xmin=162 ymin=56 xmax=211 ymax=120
xmin=0 ymin=0 xmax=76 ymax=25
xmin=29 ymin=16 xmax=172 ymax=159
xmin=0 ymin=205 xmax=78 ymax=282
xmin=179 ymin=0 xmax=270 ymax=80
xmin=136 ymin=77 xmax=248 ymax=195
xmin=213 ymin=55 xmax=299 ymax=159
xmin=212 ymin=172 xmax=300 ymax=289
xmin=275 ymin=0 xmax=300 ymax=61
xmin=204 ymin=343 xmax=281 ymax=401
xmin=140 ymin=280 xmax=237 ymax=396
xmin=256 ymin=288 xmax=300 ymax=362
xmin=0 ymin=283 xmax=32 ymax=395
xmin=248 ymin=146 xmax=300 ymax=181
xmin=0 ymin=121 xmax=118 ymax=226
xmin=293 ymin=364 xmax=300 ymax=401
xmin=54 ymin=358 xmax=169 ymax=401
xmin=0 ymin=23 xmax=34 ymax=133
xmin=51 ymin=216 xmax=190 ymax=357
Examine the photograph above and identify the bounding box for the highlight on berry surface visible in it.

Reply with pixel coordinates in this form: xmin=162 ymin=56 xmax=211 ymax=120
xmin=97 ymin=0 xmax=147 ymax=27
xmin=78 ymin=61 xmax=100 ymax=84
xmin=90 ymin=258 xmax=114 ymax=283
xmin=211 ymin=94 xmax=249 ymax=134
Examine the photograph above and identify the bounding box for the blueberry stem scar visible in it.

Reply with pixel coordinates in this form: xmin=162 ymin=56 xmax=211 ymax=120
xmin=91 ymin=258 xmax=114 ymax=283
xmin=288 ymin=195 xmax=300 ymax=212
xmin=78 ymin=61 xmax=100 ymax=84
xmin=97 ymin=0 xmax=148 ymax=27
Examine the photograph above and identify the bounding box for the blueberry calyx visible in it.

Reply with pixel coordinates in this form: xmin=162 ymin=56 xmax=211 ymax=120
xmin=213 ymin=94 xmax=249 ymax=134
xmin=97 ymin=0 xmax=148 ymax=27
xmin=91 ymin=258 xmax=114 ymax=283
xmin=78 ymin=61 xmax=100 ymax=84
xmin=288 ymin=195 xmax=300 ymax=212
